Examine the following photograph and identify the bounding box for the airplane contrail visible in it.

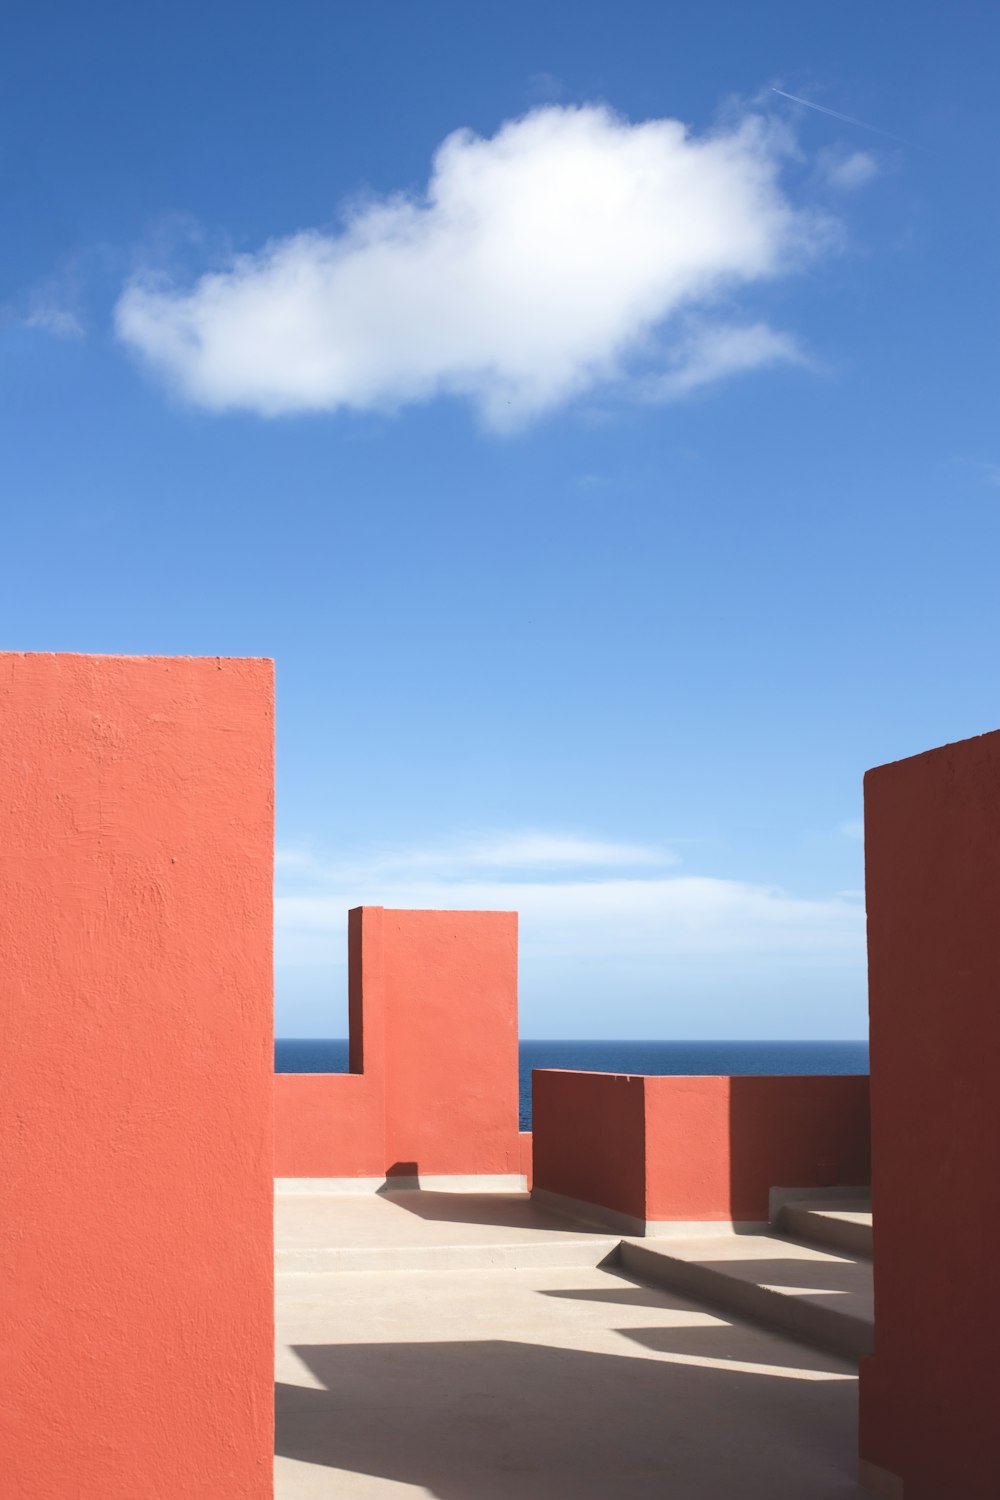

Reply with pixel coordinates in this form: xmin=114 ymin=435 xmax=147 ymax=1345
xmin=771 ymin=87 xmax=905 ymax=143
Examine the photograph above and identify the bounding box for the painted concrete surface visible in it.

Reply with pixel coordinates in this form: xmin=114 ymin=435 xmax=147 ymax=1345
xmin=532 ymin=1069 xmax=870 ymax=1230
xmin=276 ymin=1261 xmax=864 ymax=1499
xmin=276 ymin=908 xmax=520 ymax=1182
xmin=276 ymin=1174 xmax=527 ymax=1194
xmin=0 ymin=653 xmax=274 ymax=1500
xmin=862 ymin=728 xmax=1000 ymax=1498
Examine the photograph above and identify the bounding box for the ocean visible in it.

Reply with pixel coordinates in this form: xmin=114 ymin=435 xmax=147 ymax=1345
xmin=275 ymin=1038 xmax=869 ymax=1131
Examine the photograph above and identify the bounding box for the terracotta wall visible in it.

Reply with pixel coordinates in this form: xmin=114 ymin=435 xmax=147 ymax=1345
xmin=531 ymin=1070 xmax=648 ymax=1222
xmin=532 ymin=1068 xmax=869 ymax=1227
xmin=646 ymin=1074 xmax=870 ymax=1223
xmin=861 ymin=730 xmax=1000 ymax=1499
xmin=0 ymin=653 xmax=274 ymax=1500
xmin=275 ymin=907 xmax=521 ymax=1180
xmin=275 ymin=906 xmax=386 ymax=1177
xmin=519 ymin=1131 xmax=533 ymax=1191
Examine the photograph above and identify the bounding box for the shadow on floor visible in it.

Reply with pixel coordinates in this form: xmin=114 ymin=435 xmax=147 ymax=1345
xmin=539 ymin=1283 xmax=678 ymax=1309
xmin=691 ymin=1253 xmax=861 ymax=1295
xmin=619 ymin=1322 xmax=853 ymax=1373
xmin=375 ymin=1184 xmax=604 ymax=1234
xmin=277 ymin=1334 xmax=862 ymax=1500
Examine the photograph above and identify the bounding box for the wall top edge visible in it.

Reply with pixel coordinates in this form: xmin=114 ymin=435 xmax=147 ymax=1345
xmin=0 ymin=650 xmax=275 ymax=666
xmin=865 ymin=723 xmax=1000 ymax=782
xmin=532 ymin=1068 xmax=868 ymax=1082
xmin=362 ymin=906 xmax=517 ymax=916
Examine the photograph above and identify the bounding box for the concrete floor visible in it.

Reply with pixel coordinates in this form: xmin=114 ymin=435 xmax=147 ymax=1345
xmin=621 ymin=1230 xmax=873 ymax=1360
xmin=275 ymin=1192 xmax=865 ymax=1500
xmin=276 ymin=1189 xmax=619 ymax=1271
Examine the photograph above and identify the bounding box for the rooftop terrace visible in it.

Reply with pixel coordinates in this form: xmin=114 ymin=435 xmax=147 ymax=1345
xmin=275 ymin=1188 xmax=872 ymax=1499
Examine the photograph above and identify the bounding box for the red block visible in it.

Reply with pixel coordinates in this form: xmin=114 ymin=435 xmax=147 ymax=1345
xmin=0 ymin=653 xmax=274 ymax=1500
xmin=275 ymin=907 xmax=521 ymax=1182
xmin=860 ymin=730 xmax=1000 ymax=1499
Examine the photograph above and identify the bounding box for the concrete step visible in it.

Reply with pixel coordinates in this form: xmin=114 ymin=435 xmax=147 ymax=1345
xmin=277 ymin=1238 xmax=621 ymax=1274
xmin=774 ymin=1197 xmax=873 ymax=1257
xmin=619 ymin=1231 xmax=873 ymax=1362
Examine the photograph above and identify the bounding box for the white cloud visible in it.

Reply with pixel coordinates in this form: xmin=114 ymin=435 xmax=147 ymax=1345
xmin=641 ymin=320 xmax=806 ymax=401
xmin=276 ymin=830 xmax=675 ymax=888
xmin=273 ymin=830 xmax=864 ymax=971
xmin=819 ymin=148 xmax=879 ymax=192
xmin=116 ymin=103 xmax=832 ymax=428
xmin=24 ymin=302 xmax=86 ymax=339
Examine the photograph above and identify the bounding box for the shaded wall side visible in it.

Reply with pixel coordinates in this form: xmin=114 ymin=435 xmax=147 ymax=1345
xmin=860 ymin=734 xmax=1000 ymax=1500
xmin=723 ymin=1075 xmax=870 ymax=1222
xmin=531 ymin=1071 xmax=647 ymax=1221
xmin=382 ymin=909 xmax=520 ymax=1176
xmin=0 ymin=653 xmax=274 ymax=1500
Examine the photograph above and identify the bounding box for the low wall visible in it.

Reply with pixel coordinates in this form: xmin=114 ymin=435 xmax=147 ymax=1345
xmin=646 ymin=1074 xmax=871 ymax=1224
xmin=276 ymin=908 xmax=522 ymax=1186
xmin=532 ymin=1068 xmax=870 ymax=1232
xmin=274 ymin=1074 xmax=384 ymax=1179
xmin=531 ymin=1071 xmax=647 ymax=1226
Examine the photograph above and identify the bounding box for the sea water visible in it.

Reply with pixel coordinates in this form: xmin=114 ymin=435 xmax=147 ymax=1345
xmin=274 ymin=1037 xmax=869 ymax=1130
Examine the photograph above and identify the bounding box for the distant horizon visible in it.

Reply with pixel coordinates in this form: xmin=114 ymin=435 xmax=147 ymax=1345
xmin=275 ymin=1033 xmax=870 ymax=1043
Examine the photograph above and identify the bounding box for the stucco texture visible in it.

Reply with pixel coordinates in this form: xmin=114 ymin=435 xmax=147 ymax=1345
xmin=0 ymin=653 xmax=275 ymax=1500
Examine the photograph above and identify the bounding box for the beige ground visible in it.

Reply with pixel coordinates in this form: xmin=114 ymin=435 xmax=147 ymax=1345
xmin=275 ymin=1192 xmax=865 ymax=1500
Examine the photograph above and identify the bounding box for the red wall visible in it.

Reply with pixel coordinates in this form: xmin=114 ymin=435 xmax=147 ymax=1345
xmin=861 ymin=731 xmax=1000 ymax=1499
xmin=383 ymin=909 xmax=519 ymax=1177
xmin=275 ymin=906 xmax=386 ymax=1177
xmin=273 ymin=1074 xmax=384 ymax=1178
xmin=646 ymin=1074 xmax=870 ymax=1223
xmin=0 ymin=653 xmax=274 ymax=1500
xmin=532 ymin=1069 xmax=869 ymax=1225
xmin=275 ymin=907 xmax=521 ymax=1179
xmin=519 ymin=1131 xmax=533 ymax=1191
xmin=532 ymin=1071 xmax=647 ymax=1222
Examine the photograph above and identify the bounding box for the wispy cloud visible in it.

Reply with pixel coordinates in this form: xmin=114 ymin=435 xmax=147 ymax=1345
xmin=965 ymin=460 xmax=1000 ymax=490
xmin=23 ymin=301 xmax=86 ymax=339
xmin=818 ymin=148 xmax=879 ymax=193
xmin=2 ymin=271 xmax=88 ymax=341
xmin=276 ymin=830 xmax=676 ymax=885
xmin=273 ymin=829 xmax=864 ymax=972
xmin=116 ymin=103 xmax=835 ymax=428
xmin=639 ymin=320 xmax=807 ymax=401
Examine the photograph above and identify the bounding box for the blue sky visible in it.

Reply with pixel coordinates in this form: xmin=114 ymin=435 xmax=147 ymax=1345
xmin=4 ymin=2 xmax=999 ymax=1038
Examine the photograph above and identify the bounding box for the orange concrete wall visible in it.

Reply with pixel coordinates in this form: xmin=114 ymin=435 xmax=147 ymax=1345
xmin=531 ymin=1070 xmax=648 ymax=1221
xmin=382 ymin=909 xmax=519 ymax=1177
xmin=0 ymin=653 xmax=274 ymax=1500
xmin=275 ymin=907 xmax=385 ymax=1177
xmin=274 ymin=1074 xmax=384 ymax=1177
xmin=532 ymin=1069 xmax=869 ymax=1225
xmin=644 ymin=1074 xmax=870 ymax=1222
xmin=275 ymin=907 xmax=521 ymax=1179
xmin=861 ymin=731 xmax=1000 ymax=1499
xmin=519 ymin=1130 xmax=533 ymax=1191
